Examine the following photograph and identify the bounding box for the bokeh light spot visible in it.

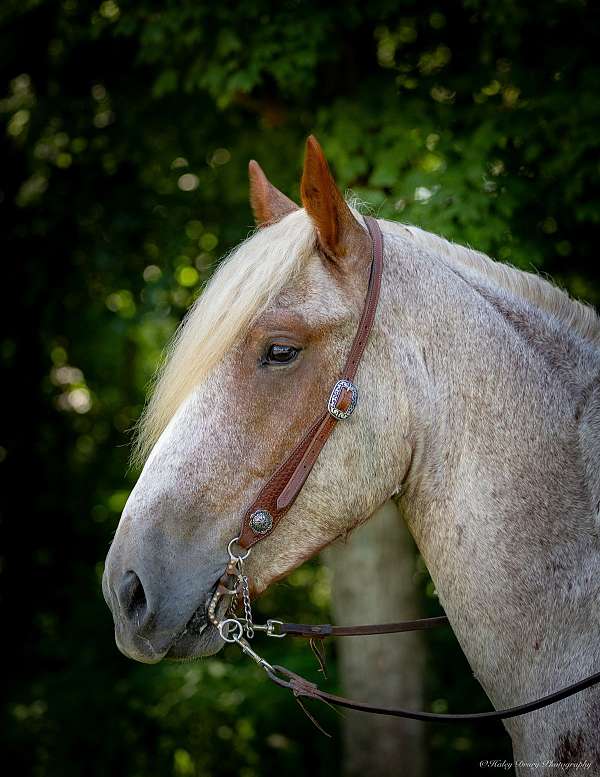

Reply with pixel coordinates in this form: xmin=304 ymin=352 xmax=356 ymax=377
xmin=143 ymin=264 xmax=162 ymax=282
xmin=199 ymin=233 xmax=218 ymax=251
xmin=178 ymin=173 xmax=199 ymax=192
xmin=177 ymin=266 xmax=199 ymax=287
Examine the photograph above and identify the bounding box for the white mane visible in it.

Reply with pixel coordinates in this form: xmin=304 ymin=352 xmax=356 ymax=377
xmin=387 ymin=221 xmax=600 ymax=346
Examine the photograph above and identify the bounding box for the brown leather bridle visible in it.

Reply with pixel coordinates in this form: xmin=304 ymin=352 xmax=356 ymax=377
xmin=207 ymin=215 xmax=600 ymax=728
xmin=237 ymin=215 xmax=384 ymax=550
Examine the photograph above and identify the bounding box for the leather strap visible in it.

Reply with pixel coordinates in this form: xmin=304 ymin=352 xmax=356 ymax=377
xmin=278 ymin=615 xmax=449 ymax=638
xmin=262 ymin=613 xmax=600 ymax=723
xmin=238 ymin=216 xmax=384 ymax=548
xmin=266 ymin=664 xmax=600 ymax=724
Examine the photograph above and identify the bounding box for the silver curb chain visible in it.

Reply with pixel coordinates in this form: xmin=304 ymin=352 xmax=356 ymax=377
xmin=239 ymin=566 xmax=254 ymax=639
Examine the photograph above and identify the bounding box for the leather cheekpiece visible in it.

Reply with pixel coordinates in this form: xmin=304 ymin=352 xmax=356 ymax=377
xmin=237 ymin=216 xmax=384 ymax=549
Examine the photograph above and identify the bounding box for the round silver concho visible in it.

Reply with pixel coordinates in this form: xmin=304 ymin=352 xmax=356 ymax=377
xmin=249 ymin=509 xmax=273 ymax=535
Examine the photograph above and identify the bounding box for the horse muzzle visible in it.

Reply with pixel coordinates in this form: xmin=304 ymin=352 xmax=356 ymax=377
xmin=102 ymin=539 xmax=228 ymax=662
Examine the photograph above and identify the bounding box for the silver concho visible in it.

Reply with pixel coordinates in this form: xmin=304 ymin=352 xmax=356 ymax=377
xmin=249 ymin=509 xmax=273 ymax=535
xmin=327 ymin=379 xmax=358 ymax=420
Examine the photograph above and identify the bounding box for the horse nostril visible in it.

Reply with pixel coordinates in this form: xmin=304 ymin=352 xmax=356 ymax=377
xmin=117 ymin=570 xmax=147 ymax=623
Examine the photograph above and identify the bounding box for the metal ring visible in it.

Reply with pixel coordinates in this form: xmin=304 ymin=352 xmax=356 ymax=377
xmin=218 ymin=618 xmax=244 ymax=643
xmin=227 ymin=536 xmax=251 ymax=562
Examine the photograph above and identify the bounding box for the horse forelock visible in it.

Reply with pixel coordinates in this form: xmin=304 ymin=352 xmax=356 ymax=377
xmin=133 ymin=208 xmax=317 ymax=466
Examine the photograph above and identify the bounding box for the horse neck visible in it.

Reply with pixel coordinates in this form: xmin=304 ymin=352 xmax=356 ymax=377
xmin=382 ymin=234 xmax=600 ymax=761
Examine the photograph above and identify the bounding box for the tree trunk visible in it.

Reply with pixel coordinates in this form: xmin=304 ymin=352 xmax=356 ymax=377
xmin=323 ymin=501 xmax=425 ymax=777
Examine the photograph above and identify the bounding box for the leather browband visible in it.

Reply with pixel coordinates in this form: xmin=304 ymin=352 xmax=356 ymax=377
xmin=237 ymin=216 xmax=384 ymax=549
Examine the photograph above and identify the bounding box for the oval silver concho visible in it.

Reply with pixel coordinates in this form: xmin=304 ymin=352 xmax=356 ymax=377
xmin=249 ymin=509 xmax=273 ymax=535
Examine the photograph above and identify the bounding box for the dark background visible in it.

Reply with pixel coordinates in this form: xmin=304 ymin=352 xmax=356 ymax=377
xmin=2 ymin=1 xmax=599 ymax=775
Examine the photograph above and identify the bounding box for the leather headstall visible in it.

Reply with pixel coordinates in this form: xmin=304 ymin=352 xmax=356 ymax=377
xmin=237 ymin=215 xmax=384 ymax=549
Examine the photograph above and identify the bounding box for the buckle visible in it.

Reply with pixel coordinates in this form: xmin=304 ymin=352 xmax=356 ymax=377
xmin=328 ymin=379 xmax=358 ymax=420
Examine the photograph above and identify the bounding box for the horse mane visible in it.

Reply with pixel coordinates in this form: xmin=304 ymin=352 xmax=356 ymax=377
xmin=385 ymin=221 xmax=600 ymax=346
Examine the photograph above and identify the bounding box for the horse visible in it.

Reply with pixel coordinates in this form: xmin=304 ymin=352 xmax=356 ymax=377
xmin=103 ymin=136 xmax=600 ymax=772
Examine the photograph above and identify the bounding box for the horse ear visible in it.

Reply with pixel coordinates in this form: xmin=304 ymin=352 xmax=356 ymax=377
xmin=248 ymin=160 xmax=298 ymax=227
xmin=300 ymin=135 xmax=368 ymax=261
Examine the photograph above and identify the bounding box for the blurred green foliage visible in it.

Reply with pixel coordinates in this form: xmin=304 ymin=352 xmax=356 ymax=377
xmin=1 ymin=0 xmax=599 ymax=775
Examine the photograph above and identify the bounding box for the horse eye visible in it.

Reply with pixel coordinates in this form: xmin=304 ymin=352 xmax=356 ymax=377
xmin=263 ymin=344 xmax=300 ymax=365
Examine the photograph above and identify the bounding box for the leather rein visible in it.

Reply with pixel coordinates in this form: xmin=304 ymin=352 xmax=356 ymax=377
xmin=207 ymin=216 xmax=600 ymax=727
